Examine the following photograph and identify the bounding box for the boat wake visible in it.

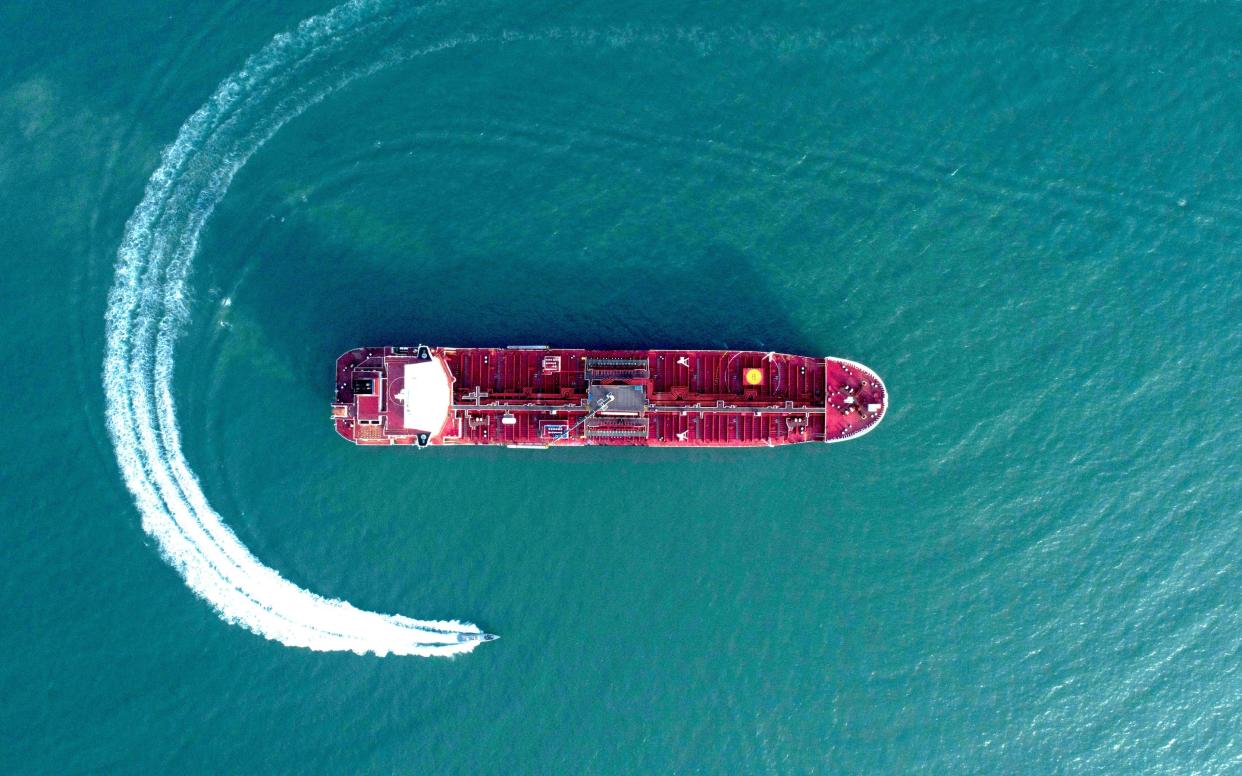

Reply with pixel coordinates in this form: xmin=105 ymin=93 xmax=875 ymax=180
xmin=102 ymin=0 xmax=485 ymax=656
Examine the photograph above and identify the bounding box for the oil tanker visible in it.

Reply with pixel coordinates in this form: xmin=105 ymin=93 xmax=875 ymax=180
xmin=333 ymin=346 xmax=887 ymax=448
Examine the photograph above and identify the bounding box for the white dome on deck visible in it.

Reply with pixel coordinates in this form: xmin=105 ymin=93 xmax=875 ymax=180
xmin=402 ymin=358 xmax=451 ymax=434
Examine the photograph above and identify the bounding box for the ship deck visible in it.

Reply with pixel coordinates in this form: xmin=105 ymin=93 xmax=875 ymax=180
xmin=333 ymin=346 xmax=886 ymax=447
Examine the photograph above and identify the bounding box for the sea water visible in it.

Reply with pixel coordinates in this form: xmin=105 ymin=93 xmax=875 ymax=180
xmin=1 ymin=0 xmax=1239 ymax=772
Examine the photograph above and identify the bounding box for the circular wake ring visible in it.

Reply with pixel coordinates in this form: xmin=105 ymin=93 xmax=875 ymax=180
xmin=103 ymin=0 xmax=485 ymax=656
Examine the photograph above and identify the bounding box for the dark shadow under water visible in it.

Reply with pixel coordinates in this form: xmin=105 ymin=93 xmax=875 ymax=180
xmin=234 ymin=238 xmax=830 ymax=403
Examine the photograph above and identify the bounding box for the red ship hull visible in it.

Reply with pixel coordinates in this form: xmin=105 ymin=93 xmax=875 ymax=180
xmin=333 ymin=346 xmax=887 ymax=448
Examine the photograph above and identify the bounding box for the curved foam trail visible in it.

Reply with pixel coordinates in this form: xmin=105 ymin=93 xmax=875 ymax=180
xmin=103 ymin=0 xmax=483 ymax=656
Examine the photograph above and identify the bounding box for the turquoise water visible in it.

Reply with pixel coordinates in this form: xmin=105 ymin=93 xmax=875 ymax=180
xmin=3 ymin=0 xmax=1241 ymax=771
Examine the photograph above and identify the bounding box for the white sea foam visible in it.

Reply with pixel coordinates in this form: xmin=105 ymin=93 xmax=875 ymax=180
xmin=103 ymin=0 xmax=484 ymax=656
